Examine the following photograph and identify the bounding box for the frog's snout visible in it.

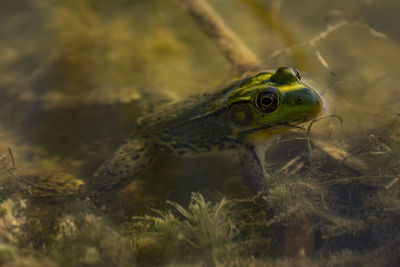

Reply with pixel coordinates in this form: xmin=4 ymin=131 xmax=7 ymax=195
xmin=310 ymin=89 xmax=324 ymax=117
xmin=283 ymin=87 xmax=324 ymax=122
xmin=305 ymin=89 xmax=324 ymax=118
xmin=297 ymin=89 xmax=323 ymax=116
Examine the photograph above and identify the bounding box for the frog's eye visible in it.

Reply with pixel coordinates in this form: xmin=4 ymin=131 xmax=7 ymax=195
xmin=291 ymin=67 xmax=301 ymax=80
xmin=256 ymin=91 xmax=279 ymax=113
xmin=270 ymin=66 xmax=301 ymax=83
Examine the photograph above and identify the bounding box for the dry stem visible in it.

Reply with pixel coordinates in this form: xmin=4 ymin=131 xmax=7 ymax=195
xmin=181 ymin=0 xmax=261 ymax=72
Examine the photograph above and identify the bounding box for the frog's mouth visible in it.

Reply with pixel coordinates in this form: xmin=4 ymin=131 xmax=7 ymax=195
xmin=241 ymin=119 xmax=307 ymax=135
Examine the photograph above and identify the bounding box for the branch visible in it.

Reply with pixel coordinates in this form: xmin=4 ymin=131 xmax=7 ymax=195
xmin=181 ymin=0 xmax=261 ymax=72
xmin=268 ymin=0 xmax=387 ymax=74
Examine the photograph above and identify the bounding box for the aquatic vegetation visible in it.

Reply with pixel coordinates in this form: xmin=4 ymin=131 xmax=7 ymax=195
xmin=130 ymin=193 xmax=238 ymax=266
xmin=0 ymin=131 xmax=400 ymax=266
xmin=0 ymin=0 xmax=399 ymax=266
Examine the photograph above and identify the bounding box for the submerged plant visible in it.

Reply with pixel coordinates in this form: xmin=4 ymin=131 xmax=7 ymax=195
xmin=132 ymin=192 xmax=238 ymax=266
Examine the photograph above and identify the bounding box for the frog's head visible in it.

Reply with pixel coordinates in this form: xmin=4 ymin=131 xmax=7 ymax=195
xmin=226 ymin=66 xmax=323 ymax=134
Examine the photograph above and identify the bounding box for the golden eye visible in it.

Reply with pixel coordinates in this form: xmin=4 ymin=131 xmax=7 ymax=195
xmin=256 ymin=91 xmax=279 ymax=113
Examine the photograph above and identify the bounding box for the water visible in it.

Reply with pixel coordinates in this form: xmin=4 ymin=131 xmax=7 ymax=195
xmin=0 ymin=0 xmax=399 ymax=266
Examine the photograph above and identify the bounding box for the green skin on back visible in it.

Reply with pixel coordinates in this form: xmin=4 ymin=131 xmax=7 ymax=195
xmin=88 ymin=67 xmax=323 ymax=196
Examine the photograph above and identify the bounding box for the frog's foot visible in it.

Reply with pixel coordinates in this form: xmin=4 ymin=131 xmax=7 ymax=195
xmin=239 ymin=144 xmax=268 ymax=193
xmin=18 ymin=173 xmax=85 ymax=200
xmin=88 ymin=137 xmax=154 ymax=197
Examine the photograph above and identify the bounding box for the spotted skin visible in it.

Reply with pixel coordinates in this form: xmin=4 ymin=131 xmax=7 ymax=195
xmin=89 ymin=67 xmax=323 ymax=196
xmin=89 ymin=137 xmax=154 ymax=194
xmin=18 ymin=67 xmax=323 ymax=201
xmin=89 ymin=92 xmax=237 ymax=195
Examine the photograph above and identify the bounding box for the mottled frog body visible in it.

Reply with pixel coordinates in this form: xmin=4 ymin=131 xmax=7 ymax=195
xmin=89 ymin=67 xmax=323 ymax=195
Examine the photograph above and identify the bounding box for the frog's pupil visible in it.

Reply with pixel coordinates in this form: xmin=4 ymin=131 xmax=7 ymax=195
xmin=256 ymin=91 xmax=279 ymax=113
xmin=261 ymin=96 xmax=273 ymax=106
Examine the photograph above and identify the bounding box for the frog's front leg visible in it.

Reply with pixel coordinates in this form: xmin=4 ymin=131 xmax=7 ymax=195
xmin=239 ymin=143 xmax=267 ymax=192
xmin=239 ymin=137 xmax=277 ymax=192
xmin=88 ymin=137 xmax=154 ymax=196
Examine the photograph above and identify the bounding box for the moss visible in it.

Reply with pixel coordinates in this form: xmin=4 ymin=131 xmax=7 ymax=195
xmin=130 ymin=193 xmax=238 ymax=266
xmin=0 ymin=243 xmax=17 ymax=264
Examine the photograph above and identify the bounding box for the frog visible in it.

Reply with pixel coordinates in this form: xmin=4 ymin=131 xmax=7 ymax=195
xmin=86 ymin=66 xmax=323 ymax=197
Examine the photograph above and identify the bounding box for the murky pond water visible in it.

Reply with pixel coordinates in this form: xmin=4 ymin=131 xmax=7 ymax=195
xmin=0 ymin=0 xmax=399 ymax=266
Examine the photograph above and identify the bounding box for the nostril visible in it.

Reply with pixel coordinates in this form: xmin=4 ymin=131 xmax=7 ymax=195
xmin=295 ymin=97 xmax=302 ymax=105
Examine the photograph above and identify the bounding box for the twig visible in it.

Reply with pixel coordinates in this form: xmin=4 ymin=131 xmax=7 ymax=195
xmin=8 ymin=147 xmax=15 ymax=168
xmin=268 ymin=20 xmax=350 ymax=60
xmin=306 ymin=114 xmax=344 ymax=153
xmin=268 ymin=14 xmax=386 ymax=73
xmin=315 ymin=49 xmax=334 ymax=76
xmin=181 ymin=0 xmax=261 ymax=72
xmin=239 ymin=0 xmax=310 ymax=68
xmin=385 ymin=178 xmax=399 ymax=190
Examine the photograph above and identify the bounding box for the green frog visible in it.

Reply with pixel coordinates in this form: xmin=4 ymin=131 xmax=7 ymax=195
xmin=87 ymin=66 xmax=323 ymax=196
